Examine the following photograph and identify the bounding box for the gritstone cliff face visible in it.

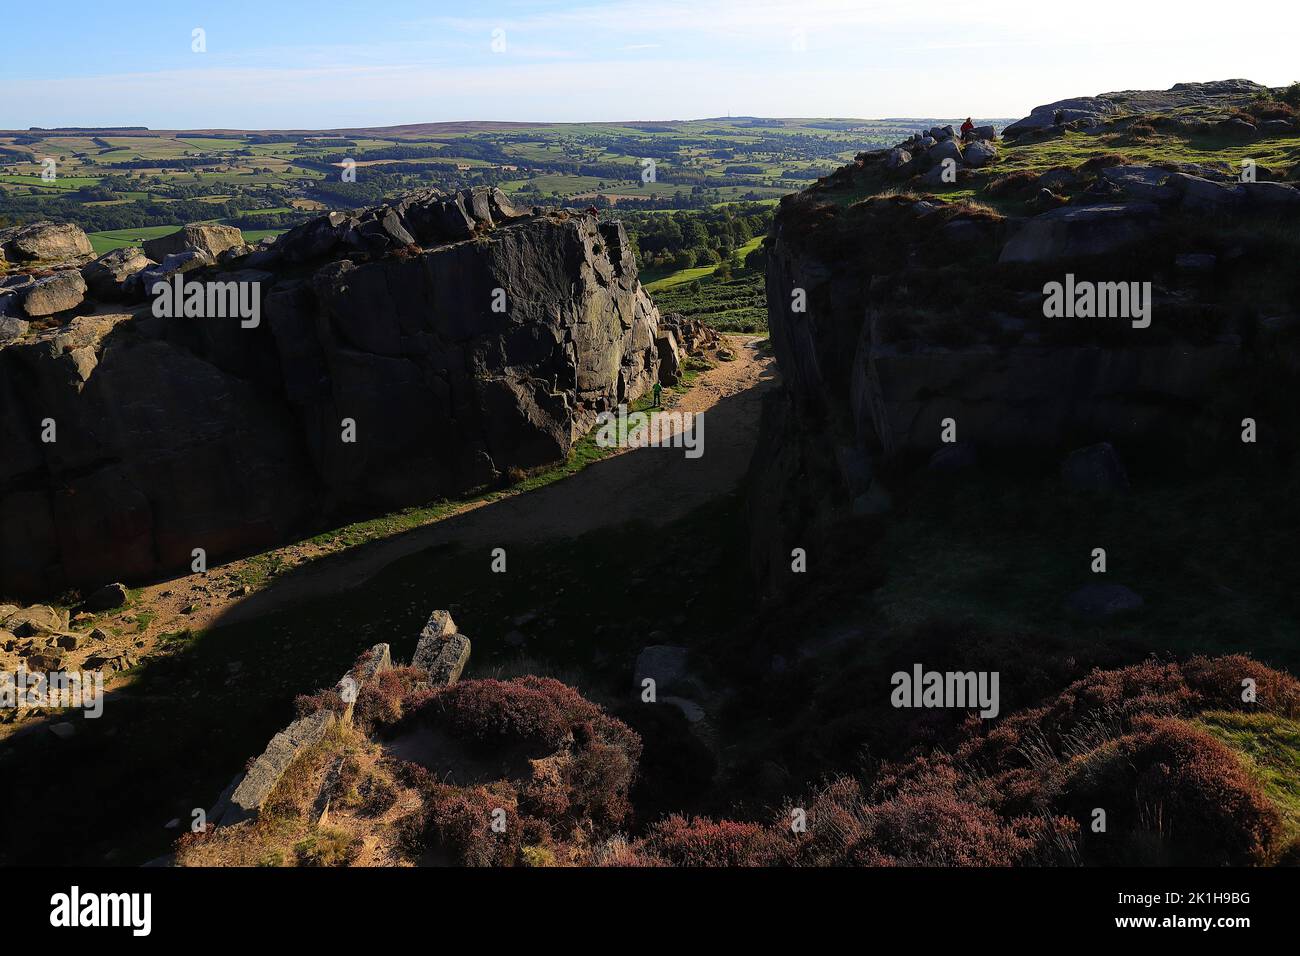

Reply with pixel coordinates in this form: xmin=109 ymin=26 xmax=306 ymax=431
xmin=0 ymin=188 xmax=663 ymax=596
xmin=750 ymin=80 xmax=1300 ymax=595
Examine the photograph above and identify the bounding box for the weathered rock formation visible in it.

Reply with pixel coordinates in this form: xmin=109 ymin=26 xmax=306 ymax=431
xmin=1002 ymin=79 xmax=1268 ymax=138
xmin=749 ymin=82 xmax=1300 ymax=594
xmin=0 ymin=187 xmax=668 ymax=597
xmin=209 ymin=608 xmax=467 ymax=828
xmin=0 ymin=222 xmax=95 ymax=265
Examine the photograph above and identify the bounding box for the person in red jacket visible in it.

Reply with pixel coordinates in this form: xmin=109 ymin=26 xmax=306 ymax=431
xmin=960 ymin=117 xmax=976 ymax=140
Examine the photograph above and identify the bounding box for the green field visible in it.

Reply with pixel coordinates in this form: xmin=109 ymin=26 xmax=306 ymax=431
xmin=0 ymin=116 xmax=930 ymax=233
xmin=645 ymin=235 xmax=762 ymax=291
xmin=0 ymin=116 xmax=987 ymax=325
xmin=87 ymin=223 xmax=287 ymax=254
xmin=0 ymin=174 xmax=102 ymax=191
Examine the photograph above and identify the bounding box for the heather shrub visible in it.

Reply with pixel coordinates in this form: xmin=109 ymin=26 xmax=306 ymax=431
xmin=392 ymin=677 xmax=642 ymax=865
xmin=785 ymin=774 xmax=1072 ymax=867
xmin=859 ymin=792 xmax=1067 ymax=866
xmin=769 ymin=657 xmax=1292 ymax=867
xmin=1181 ymin=655 xmax=1300 ymax=717
xmin=1062 ymin=716 xmax=1279 ymax=865
xmin=642 ymin=815 xmax=788 ymax=867
xmin=418 ymin=676 xmax=595 ymax=747
xmin=423 ymin=783 xmax=522 ymax=867
xmin=1077 ymin=152 xmax=1130 ymax=174
xmin=984 ymin=170 xmax=1039 ymax=197
xmin=293 ymin=686 xmax=347 ymax=718
xmin=353 ymin=666 xmax=429 ymax=732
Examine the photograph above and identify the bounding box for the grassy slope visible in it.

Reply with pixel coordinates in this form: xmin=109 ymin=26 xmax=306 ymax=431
xmin=885 ymin=124 xmax=1299 ymax=214
xmin=642 ymin=236 xmax=767 ymax=333
xmin=1197 ymin=711 xmax=1300 ymax=853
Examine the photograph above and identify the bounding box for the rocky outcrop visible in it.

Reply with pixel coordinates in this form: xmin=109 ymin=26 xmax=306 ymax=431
xmin=21 ymin=272 xmax=88 ymax=318
xmin=660 ymin=312 xmax=721 ymax=354
xmin=209 ymin=607 xmax=470 ymax=829
xmin=655 ymin=330 xmax=684 ymax=385
xmin=998 ymin=203 xmax=1161 ymax=263
xmin=411 ymin=609 xmax=471 ymax=685
xmin=142 ymin=224 xmax=245 ymax=263
xmin=0 ymin=187 xmax=664 ymax=598
xmin=749 ymin=82 xmax=1300 ymax=595
xmin=0 ymin=222 xmax=94 ymax=264
xmin=888 ymin=124 xmax=1001 ymax=183
xmin=81 ymin=247 xmax=153 ymax=299
xmin=1002 ymin=79 xmax=1266 ymax=138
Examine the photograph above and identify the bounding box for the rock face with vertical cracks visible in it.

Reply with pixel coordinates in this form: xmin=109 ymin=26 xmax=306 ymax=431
xmin=748 ymin=82 xmax=1300 ymax=597
xmin=0 ymin=188 xmax=661 ymax=597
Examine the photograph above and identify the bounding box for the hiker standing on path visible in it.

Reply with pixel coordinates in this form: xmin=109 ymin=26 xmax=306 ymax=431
xmin=652 ymin=381 xmax=663 ymax=408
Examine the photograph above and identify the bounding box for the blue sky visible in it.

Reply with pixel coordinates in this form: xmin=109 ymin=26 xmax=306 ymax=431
xmin=2 ymin=0 xmax=1295 ymax=129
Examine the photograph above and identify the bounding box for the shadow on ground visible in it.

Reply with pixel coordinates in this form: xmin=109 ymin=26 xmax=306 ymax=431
xmin=0 ymin=380 xmax=769 ymax=866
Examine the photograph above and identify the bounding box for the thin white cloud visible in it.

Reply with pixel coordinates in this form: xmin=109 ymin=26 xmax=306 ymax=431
xmin=2 ymin=0 xmax=1296 ymax=127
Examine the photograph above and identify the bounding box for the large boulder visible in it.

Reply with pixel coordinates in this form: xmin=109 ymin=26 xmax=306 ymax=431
xmin=1098 ymin=165 xmax=1178 ymax=203
xmin=135 ymin=250 xmax=214 ymax=294
xmin=884 ymin=148 xmax=911 ymax=170
xmin=1259 ymin=119 xmax=1297 ymax=136
xmin=22 ymin=271 xmax=87 ymax=317
xmin=217 ymin=710 xmax=335 ymax=826
xmin=81 ymin=247 xmax=153 ymax=299
xmin=142 ymin=224 xmax=245 ymax=263
xmin=1166 ymin=173 xmax=1244 ymax=212
xmin=1242 ymin=181 xmax=1300 ymax=211
xmin=413 ymin=629 xmax=471 ymax=686
xmin=3 ymin=604 xmax=67 ymax=637
xmin=0 ymin=316 xmax=29 ymax=346
xmin=656 ymin=330 xmax=684 ymax=386
xmin=276 ymin=212 xmax=355 ymax=264
xmin=750 ymin=78 xmax=1291 ymax=599
xmin=929 ymin=139 xmax=964 ymax=164
xmin=962 ymin=140 xmax=997 ymax=167
xmin=998 ymin=203 xmax=1160 ymax=263
xmin=83 ymin=582 xmax=129 ymax=612
xmin=1003 ymin=96 xmax=1121 ymax=137
xmin=0 ymin=222 xmax=94 ymax=263
xmin=1217 ymin=117 xmax=1257 ymax=139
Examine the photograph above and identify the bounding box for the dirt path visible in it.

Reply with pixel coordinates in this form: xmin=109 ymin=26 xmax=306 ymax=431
xmin=102 ymin=335 xmax=777 ymax=646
